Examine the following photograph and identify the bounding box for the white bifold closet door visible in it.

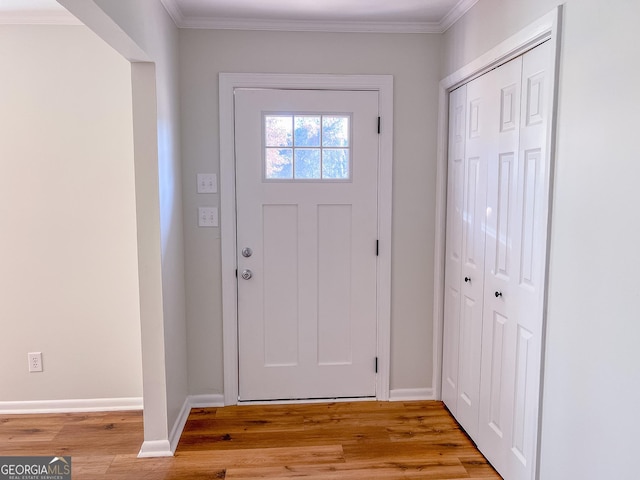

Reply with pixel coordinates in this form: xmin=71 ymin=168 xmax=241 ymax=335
xmin=442 ymin=40 xmax=553 ymax=480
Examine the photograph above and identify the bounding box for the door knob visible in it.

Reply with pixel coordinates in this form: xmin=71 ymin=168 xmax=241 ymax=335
xmin=464 ymin=277 xmax=471 ymax=283
xmin=242 ymin=247 xmax=253 ymax=258
xmin=495 ymin=291 xmax=502 ymax=298
xmin=241 ymin=269 xmax=253 ymax=280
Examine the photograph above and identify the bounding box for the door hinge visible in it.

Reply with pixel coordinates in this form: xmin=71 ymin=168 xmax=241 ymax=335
xmin=375 ymin=357 xmax=379 ymax=373
xmin=235 ymin=269 xmax=238 ymax=278
xmin=377 ymin=116 xmax=381 ymax=134
xmin=376 ymin=240 xmax=379 ymax=256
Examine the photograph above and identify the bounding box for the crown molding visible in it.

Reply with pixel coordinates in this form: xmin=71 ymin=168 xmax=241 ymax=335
xmin=0 ymin=11 xmax=82 ymax=25
xmin=160 ymin=0 xmax=479 ymax=33
xmin=439 ymin=0 xmax=480 ymax=32
xmin=159 ymin=0 xmax=185 ymax=26
xmin=181 ymin=16 xmax=443 ymax=34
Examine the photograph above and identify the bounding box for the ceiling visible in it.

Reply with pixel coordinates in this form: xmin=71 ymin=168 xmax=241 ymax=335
xmin=0 ymin=0 xmax=479 ymax=32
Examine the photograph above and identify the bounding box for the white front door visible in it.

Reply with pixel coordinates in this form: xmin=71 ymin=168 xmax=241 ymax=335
xmin=234 ymin=88 xmax=380 ymax=401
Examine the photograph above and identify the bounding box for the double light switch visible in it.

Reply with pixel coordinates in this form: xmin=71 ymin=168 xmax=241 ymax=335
xmin=197 ymin=173 xmax=218 ymax=227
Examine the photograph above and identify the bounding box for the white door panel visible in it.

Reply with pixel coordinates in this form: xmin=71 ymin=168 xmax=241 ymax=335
xmin=442 ymin=85 xmax=467 ymax=412
xmin=478 ymin=55 xmax=523 ymax=474
xmin=234 ymin=88 xmax=379 ymax=401
xmin=507 ymin=40 xmax=552 ymax=480
xmin=455 ymin=70 xmax=492 ymax=438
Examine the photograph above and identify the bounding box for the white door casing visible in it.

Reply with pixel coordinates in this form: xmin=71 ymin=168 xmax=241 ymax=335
xmin=219 ymin=74 xmax=393 ymax=405
xmin=234 ymin=88 xmax=379 ymax=401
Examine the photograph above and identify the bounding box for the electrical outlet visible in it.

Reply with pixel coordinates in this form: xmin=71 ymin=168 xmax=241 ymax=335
xmin=28 ymin=352 xmax=43 ymax=372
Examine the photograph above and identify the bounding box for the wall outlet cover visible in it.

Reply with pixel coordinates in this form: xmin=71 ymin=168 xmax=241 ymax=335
xmin=28 ymin=352 xmax=43 ymax=372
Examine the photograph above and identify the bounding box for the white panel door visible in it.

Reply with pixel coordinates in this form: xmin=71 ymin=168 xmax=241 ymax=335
xmin=478 ymin=55 xmax=524 ymax=474
xmin=506 ymin=40 xmax=553 ymax=480
xmin=442 ymin=84 xmax=467 ymax=413
xmin=455 ymin=70 xmax=493 ymax=438
xmin=234 ymin=88 xmax=379 ymax=401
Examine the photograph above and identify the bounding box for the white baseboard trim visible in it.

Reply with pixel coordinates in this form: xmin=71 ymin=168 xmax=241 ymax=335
xmin=141 ymin=394 xmax=226 ymax=458
xmin=0 ymin=397 xmax=143 ymax=414
xmin=389 ymin=388 xmax=436 ymax=401
xmin=167 ymin=397 xmax=191 ymax=454
xmin=138 ymin=440 xmax=173 ymax=458
xmin=188 ymin=394 xmax=225 ymax=408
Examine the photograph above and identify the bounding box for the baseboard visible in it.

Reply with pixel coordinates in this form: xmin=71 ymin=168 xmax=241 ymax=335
xmin=166 ymin=397 xmax=191 ymax=454
xmin=0 ymin=397 xmax=143 ymax=414
xmin=389 ymin=388 xmax=436 ymax=401
xmin=188 ymin=394 xmax=225 ymax=408
xmin=161 ymin=394 xmax=226 ymax=457
xmin=138 ymin=440 xmax=173 ymax=458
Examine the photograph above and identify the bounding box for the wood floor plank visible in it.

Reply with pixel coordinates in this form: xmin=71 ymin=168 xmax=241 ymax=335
xmin=104 ymin=454 xmax=174 ymax=478
xmin=176 ymin=444 xmax=345 ymax=468
xmin=225 ymin=456 xmax=468 ymax=480
xmin=71 ymin=455 xmax=115 ymax=476
xmin=177 ymin=427 xmax=388 ymax=452
xmin=0 ymin=415 xmax=64 ymax=443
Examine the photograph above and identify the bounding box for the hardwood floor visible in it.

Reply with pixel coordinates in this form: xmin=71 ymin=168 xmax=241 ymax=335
xmin=0 ymin=401 xmax=501 ymax=479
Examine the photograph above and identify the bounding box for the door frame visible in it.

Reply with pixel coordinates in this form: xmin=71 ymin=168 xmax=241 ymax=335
xmin=433 ymin=6 xmax=563 ymax=478
xmin=219 ymin=73 xmax=394 ymax=406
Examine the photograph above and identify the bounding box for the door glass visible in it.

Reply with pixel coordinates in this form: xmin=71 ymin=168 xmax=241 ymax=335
xmin=264 ymin=114 xmax=351 ymax=181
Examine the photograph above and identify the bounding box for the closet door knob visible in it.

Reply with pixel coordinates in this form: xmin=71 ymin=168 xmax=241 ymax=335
xmin=464 ymin=277 xmax=471 ymax=283
xmin=495 ymin=291 xmax=502 ymax=298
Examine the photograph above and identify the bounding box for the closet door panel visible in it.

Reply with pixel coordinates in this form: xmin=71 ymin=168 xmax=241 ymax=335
xmin=478 ymin=56 xmax=523 ymax=475
xmin=442 ymin=85 xmax=467 ymax=412
xmin=508 ymin=40 xmax=553 ymax=480
xmin=455 ymin=71 xmax=492 ymax=438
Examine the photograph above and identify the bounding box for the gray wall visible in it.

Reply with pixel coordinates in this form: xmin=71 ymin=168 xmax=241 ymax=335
xmin=179 ymin=29 xmax=441 ymax=395
xmin=443 ymin=1 xmax=640 ymax=478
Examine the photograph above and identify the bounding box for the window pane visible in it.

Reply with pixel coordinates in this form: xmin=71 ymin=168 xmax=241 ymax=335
xmin=322 ymin=149 xmax=350 ymax=179
xmin=294 ymin=149 xmax=321 ymax=179
xmin=294 ymin=116 xmax=320 ymax=147
xmin=266 ymin=148 xmax=293 ymax=179
xmin=322 ymin=116 xmax=349 ymax=147
xmin=265 ymin=116 xmax=293 ymax=147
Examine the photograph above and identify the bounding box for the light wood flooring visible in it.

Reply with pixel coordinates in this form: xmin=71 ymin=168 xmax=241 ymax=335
xmin=0 ymin=400 xmax=501 ymax=479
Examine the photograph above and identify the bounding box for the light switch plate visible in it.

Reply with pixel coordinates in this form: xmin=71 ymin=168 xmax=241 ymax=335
xmin=198 ymin=207 xmax=218 ymax=227
xmin=197 ymin=173 xmax=217 ymax=194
